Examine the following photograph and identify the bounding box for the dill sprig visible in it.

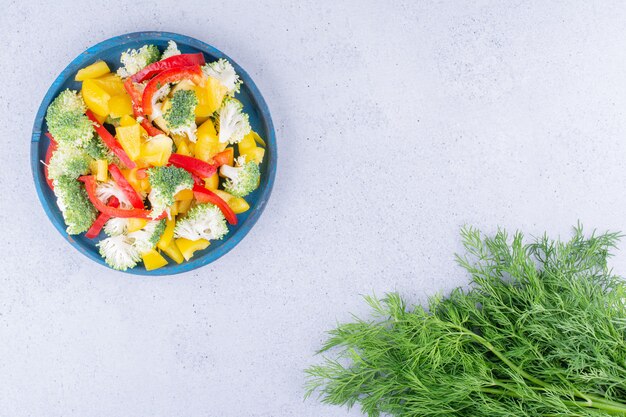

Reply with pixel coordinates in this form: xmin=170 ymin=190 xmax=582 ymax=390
xmin=306 ymin=226 xmax=626 ymax=416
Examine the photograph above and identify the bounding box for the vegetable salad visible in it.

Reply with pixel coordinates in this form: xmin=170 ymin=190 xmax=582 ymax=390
xmin=42 ymin=40 xmax=265 ymax=271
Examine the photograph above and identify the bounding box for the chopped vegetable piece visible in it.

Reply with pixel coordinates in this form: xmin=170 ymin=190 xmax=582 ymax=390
xmin=115 ymin=124 xmax=141 ymax=161
xmin=141 ymin=249 xmax=168 ymax=270
xmin=175 ymin=238 xmax=210 ymax=261
xmin=192 ymin=185 xmax=238 ymax=225
xmin=95 ymin=159 xmax=108 ymax=182
xmin=160 ymin=40 xmax=181 ymax=60
xmin=108 ymin=95 xmax=133 ymax=118
xmin=98 ymin=234 xmax=141 ymax=270
xmin=219 ymin=156 xmax=260 ymax=197
xmin=128 ymin=219 xmax=166 ymax=253
xmin=81 ymin=79 xmax=111 ymax=117
xmin=169 ymin=154 xmax=217 ymax=179
xmin=147 ymin=166 xmax=194 ymax=218
xmin=243 ymin=146 xmax=265 ymax=164
xmin=163 ymin=89 xmax=198 ymax=142
xmin=108 ymin=163 xmax=144 ymax=209
xmin=131 ymin=52 xmax=205 ymax=83
xmin=177 ymin=198 xmax=192 ymax=214
xmin=54 ymin=176 xmax=97 ymax=235
xmin=43 ymin=133 xmax=58 ymax=190
xmin=202 ymin=58 xmax=242 ymax=96
xmin=93 ymin=74 xmax=126 ymax=96
xmin=174 ymin=203 xmax=228 ymax=242
xmin=174 ymin=189 xmax=194 ymax=201
xmin=194 ymin=76 xmax=229 ymax=116
xmin=228 ymin=197 xmax=250 ymax=214
xmin=117 ymin=44 xmax=160 ymax=78
xmin=126 ymin=218 xmax=149 ymax=233
xmin=139 ymin=134 xmax=173 ymax=167
xmin=212 ymin=148 xmax=234 ymax=167
xmin=204 ymin=173 xmax=219 ymax=190
xmin=142 ymin=65 xmax=204 ymax=116
xmin=158 ymin=239 xmax=184 ymax=264
xmin=215 ymin=98 xmax=251 ymax=144
xmin=47 ymin=145 xmax=91 ymax=181
xmin=158 ymin=217 xmax=176 ymax=248
xmin=45 ymin=89 xmax=94 ymax=147
xmin=75 ymin=61 xmax=110 ymax=81
xmin=86 ymin=110 xmax=136 ymax=169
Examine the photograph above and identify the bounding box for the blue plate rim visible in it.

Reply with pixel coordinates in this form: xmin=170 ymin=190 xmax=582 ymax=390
xmin=30 ymin=31 xmax=277 ymax=276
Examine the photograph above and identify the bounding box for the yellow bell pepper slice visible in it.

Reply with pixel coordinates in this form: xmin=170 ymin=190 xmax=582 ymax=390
xmin=94 ymin=73 xmax=127 ymax=96
xmin=177 ymin=198 xmax=193 ymax=215
xmin=108 ymin=95 xmax=134 ymax=118
xmin=238 ymin=132 xmax=257 ymax=155
xmin=229 ymin=197 xmax=250 ymax=214
xmin=204 ymin=173 xmax=219 ymax=190
xmin=141 ymin=249 xmax=169 ymax=271
xmin=157 ymin=218 xmax=176 ymax=248
xmin=116 ymin=124 xmax=141 ymax=161
xmin=139 ymin=135 xmax=173 ymax=167
xmin=96 ymin=159 xmax=108 ymax=182
xmin=176 ymin=140 xmax=191 ymax=156
xmin=195 ymin=119 xmax=221 ymax=161
xmin=82 ymin=79 xmax=111 ymax=117
xmin=175 ymin=189 xmax=194 ymax=201
xmin=242 ymin=147 xmax=265 ymax=164
xmin=75 ymin=61 xmax=110 ymax=81
xmin=158 ymin=239 xmax=184 ymax=264
xmin=119 ymin=115 xmax=137 ymax=127
xmin=175 ymin=238 xmax=210 ymax=261
xmin=251 ymin=131 xmax=266 ymax=148
xmin=127 ymin=218 xmax=149 ymax=233
xmin=212 ymin=189 xmax=233 ymax=203
xmin=194 ymin=77 xmax=228 ymax=117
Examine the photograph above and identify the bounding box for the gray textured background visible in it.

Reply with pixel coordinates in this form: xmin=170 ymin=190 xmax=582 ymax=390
xmin=2 ymin=1 xmax=626 ymax=416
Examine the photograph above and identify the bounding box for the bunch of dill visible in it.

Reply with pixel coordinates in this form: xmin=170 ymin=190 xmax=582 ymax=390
xmin=306 ymin=226 xmax=626 ymax=416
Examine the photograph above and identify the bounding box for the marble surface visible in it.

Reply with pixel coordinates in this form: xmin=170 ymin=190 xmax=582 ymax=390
xmin=2 ymin=1 xmax=626 ymax=416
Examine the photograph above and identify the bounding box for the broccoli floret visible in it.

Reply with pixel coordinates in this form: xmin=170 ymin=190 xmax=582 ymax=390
xmin=45 ymin=89 xmax=93 ymax=147
xmin=128 ymin=220 xmax=166 ymax=253
xmin=174 ymin=203 xmax=228 ymax=241
xmin=104 ymin=217 xmax=129 ymax=237
xmin=117 ymin=44 xmax=160 ymax=78
xmin=161 ymin=40 xmax=181 ymax=60
xmin=82 ymin=134 xmax=116 ymax=162
xmin=97 ymin=234 xmax=141 ymax=271
xmin=47 ymin=146 xmax=91 ymax=181
xmin=164 ymin=89 xmax=198 ymax=142
xmin=54 ymin=176 xmax=97 ymax=235
xmin=147 ymin=166 xmax=194 ymax=218
xmin=215 ymin=98 xmax=251 ymax=144
xmin=220 ymin=156 xmax=260 ymax=197
xmin=202 ymin=59 xmax=242 ymax=96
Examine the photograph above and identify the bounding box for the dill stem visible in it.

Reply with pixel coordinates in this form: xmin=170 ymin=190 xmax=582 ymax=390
xmin=457 ymin=325 xmax=626 ymax=414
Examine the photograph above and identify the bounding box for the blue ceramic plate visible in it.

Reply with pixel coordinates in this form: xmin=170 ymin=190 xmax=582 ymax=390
xmin=31 ymin=32 xmax=276 ymax=275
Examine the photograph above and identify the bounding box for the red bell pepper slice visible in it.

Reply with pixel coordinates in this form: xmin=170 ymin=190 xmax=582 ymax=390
xmin=43 ymin=132 xmax=58 ymax=190
xmin=123 ymin=79 xmax=165 ymax=136
xmin=142 ymin=65 xmax=204 ymax=116
xmin=192 ymin=184 xmax=238 ymax=225
xmin=212 ymin=148 xmax=233 ymax=167
xmin=85 ymin=197 xmax=119 ymax=239
xmin=169 ymin=154 xmax=217 ymax=178
xmin=123 ymin=78 xmax=144 ymax=117
xmin=108 ymin=163 xmax=145 ymax=209
xmin=80 ymin=175 xmax=156 ymax=219
xmin=86 ymin=110 xmax=136 ymax=169
xmin=141 ymin=119 xmax=165 ymax=137
xmin=131 ymin=53 xmax=206 ymax=83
